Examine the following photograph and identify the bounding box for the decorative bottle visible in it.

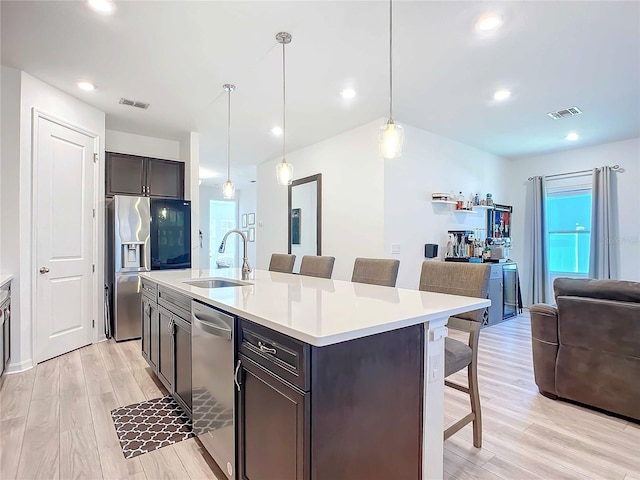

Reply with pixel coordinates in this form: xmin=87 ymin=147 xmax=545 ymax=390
xmin=486 ymin=193 xmax=494 ymax=207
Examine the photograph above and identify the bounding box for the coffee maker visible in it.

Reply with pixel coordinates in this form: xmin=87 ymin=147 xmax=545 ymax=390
xmin=445 ymin=230 xmax=475 ymax=261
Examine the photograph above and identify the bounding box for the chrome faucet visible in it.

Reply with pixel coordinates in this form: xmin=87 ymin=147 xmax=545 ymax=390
xmin=219 ymin=229 xmax=252 ymax=280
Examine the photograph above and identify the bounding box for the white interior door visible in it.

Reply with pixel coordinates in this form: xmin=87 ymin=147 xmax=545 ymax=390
xmin=35 ymin=116 xmax=96 ymax=363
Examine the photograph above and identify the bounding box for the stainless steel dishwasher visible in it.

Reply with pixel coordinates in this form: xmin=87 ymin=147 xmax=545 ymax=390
xmin=191 ymin=300 xmax=235 ymax=479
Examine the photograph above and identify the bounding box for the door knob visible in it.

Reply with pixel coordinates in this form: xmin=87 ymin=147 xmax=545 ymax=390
xmin=39 ymin=267 xmax=50 ymax=274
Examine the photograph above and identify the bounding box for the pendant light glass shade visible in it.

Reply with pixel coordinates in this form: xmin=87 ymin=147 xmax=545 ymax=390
xmin=379 ymin=0 xmax=404 ymax=159
xmin=275 ymin=32 xmax=294 ymax=186
xmin=222 ymin=180 xmax=235 ymax=199
xmin=276 ymin=159 xmax=294 ymax=186
xmin=222 ymin=84 xmax=236 ymax=199
xmin=379 ymin=120 xmax=404 ymax=159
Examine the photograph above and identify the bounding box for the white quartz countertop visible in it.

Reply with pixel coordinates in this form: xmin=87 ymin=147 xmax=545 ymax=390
xmin=141 ymin=268 xmax=490 ymax=347
xmin=0 ymin=274 xmax=13 ymax=288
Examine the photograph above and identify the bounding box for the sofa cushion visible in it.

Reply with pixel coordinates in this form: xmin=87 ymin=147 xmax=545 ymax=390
xmin=557 ymin=297 xmax=640 ymax=358
xmin=554 ymin=277 xmax=640 ymax=304
xmin=556 ymin=345 xmax=640 ymax=420
xmin=444 ymin=337 xmax=472 ymax=377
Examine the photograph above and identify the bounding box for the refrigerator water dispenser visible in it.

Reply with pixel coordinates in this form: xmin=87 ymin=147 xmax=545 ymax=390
xmin=122 ymin=243 xmax=143 ymax=269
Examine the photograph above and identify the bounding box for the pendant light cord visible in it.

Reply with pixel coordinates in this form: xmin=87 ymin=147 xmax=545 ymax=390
xmin=282 ymin=40 xmax=286 ymax=162
xmin=227 ymin=87 xmax=231 ymax=182
xmin=389 ymin=0 xmax=393 ymax=121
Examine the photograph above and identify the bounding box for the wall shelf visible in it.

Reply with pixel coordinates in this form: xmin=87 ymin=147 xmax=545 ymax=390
xmin=431 ymin=198 xmax=492 ymax=215
xmin=453 ymin=209 xmax=478 ymax=215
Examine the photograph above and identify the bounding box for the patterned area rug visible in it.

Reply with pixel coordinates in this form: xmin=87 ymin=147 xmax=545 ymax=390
xmin=111 ymin=395 xmax=194 ymax=459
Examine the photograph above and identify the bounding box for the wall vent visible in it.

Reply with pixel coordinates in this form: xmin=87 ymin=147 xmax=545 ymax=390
xmin=547 ymin=106 xmax=582 ymax=120
xmin=119 ymin=98 xmax=150 ymax=109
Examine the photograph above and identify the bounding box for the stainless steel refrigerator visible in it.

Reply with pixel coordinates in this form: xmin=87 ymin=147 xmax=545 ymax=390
xmin=106 ymin=196 xmax=191 ymax=341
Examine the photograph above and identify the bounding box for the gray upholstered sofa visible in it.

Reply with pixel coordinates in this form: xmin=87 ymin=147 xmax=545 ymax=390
xmin=530 ymin=278 xmax=640 ymax=421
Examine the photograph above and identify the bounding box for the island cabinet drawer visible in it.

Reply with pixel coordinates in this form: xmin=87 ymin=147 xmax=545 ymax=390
xmin=238 ymin=319 xmax=310 ymax=392
xmin=141 ymin=278 xmax=157 ymax=300
xmin=158 ymin=286 xmax=191 ymax=321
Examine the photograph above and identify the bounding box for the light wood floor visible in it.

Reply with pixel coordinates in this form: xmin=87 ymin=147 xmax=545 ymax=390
xmin=444 ymin=314 xmax=640 ymax=480
xmin=0 ymin=339 xmax=224 ymax=480
xmin=0 ymin=314 xmax=638 ymax=479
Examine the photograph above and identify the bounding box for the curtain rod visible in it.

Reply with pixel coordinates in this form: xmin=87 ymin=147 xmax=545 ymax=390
xmin=528 ymin=164 xmax=620 ymax=181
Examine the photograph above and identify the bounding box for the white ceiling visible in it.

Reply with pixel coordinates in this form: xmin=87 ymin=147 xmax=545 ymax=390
xmin=2 ymin=1 xmax=639 ymax=186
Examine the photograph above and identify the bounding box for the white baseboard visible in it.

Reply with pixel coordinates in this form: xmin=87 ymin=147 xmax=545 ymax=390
xmin=5 ymin=358 xmax=34 ymax=374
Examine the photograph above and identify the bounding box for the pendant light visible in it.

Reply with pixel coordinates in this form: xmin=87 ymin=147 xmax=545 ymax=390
xmin=379 ymin=0 xmax=404 ymax=159
xmin=275 ymin=31 xmax=294 ymax=185
xmin=222 ymin=84 xmax=236 ymax=199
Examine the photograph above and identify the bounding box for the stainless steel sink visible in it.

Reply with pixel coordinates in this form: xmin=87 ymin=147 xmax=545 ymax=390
xmin=182 ymin=278 xmax=250 ymax=289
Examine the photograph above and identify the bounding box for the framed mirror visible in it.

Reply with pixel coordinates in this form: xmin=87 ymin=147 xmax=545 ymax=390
xmin=288 ymin=174 xmax=322 ymax=271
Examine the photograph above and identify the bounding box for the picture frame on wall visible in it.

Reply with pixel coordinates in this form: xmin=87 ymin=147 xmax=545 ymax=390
xmin=248 ymin=227 xmax=255 ymax=242
xmin=248 ymin=213 xmax=255 ymax=225
xmin=242 ymin=214 xmax=247 ymax=228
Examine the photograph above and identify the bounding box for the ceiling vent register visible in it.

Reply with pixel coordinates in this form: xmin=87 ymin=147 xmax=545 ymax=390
xmin=547 ymin=106 xmax=582 ymax=120
xmin=119 ymin=98 xmax=150 ymax=109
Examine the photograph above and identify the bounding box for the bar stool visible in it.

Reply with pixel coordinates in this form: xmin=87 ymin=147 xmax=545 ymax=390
xmin=268 ymin=254 xmax=296 ymax=273
xmin=299 ymin=255 xmax=335 ymax=279
xmin=351 ymin=258 xmax=400 ymax=287
xmin=418 ymin=261 xmax=490 ymax=448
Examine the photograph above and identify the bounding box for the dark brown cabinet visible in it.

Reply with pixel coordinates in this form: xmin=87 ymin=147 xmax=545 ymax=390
xmin=238 ymin=355 xmax=309 ymax=480
xmin=141 ymin=282 xmax=192 ymax=417
xmin=172 ymin=316 xmax=192 ymax=414
xmin=106 ymin=152 xmax=184 ymax=199
xmin=236 ymin=318 xmax=423 ymax=480
xmin=141 ymin=292 xmax=158 ymax=371
xmin=157 ymin=306 xmax=174 ymax=391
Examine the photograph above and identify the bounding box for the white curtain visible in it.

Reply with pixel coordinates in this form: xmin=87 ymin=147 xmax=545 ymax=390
xmin=526 ymin=176 xmax=548 ymax=304
xmin=589 ymin=166 xmax=617 ymax=279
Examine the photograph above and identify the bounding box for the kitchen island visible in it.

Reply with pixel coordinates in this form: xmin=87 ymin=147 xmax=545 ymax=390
xmin=140 ymin=268 xmax=490 ymax=480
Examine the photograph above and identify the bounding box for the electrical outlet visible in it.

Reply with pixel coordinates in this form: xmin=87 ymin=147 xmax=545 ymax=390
xmin=391 ymin=243 xmax=400 ymax=254
xmin=429 ymin=353 xmax=442 ymax=383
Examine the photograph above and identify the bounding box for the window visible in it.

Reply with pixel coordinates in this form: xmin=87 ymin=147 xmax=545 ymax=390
xmin=209 ymin=200 xmax=238 ymax=270
xmin=546 ymin=179 xmax=592 ymax=281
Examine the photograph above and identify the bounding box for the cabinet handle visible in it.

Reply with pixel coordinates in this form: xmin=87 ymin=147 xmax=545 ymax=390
xmin=234 ymin=360 xmax=241 ymax=392
xmin=258 ymin=341 xmax=277 ymax=355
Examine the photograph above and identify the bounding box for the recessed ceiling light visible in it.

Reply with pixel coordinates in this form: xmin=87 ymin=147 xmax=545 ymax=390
xmin=271 ymin=126 xmax=283 ymax=136
xmin=341 ymin=88 xmax=356 ymax=99
xmin=566 ymin=132 xmax=579 ymax=141
xmin=87 ymin=0 xmax=114 ymax=14
xmin=77 ymin=81 xmax=96 ymax=91
xmin=476 ymin=13 xmax=503 ymax=32
xmin=493 ymin=89 xmax=511 ymax=101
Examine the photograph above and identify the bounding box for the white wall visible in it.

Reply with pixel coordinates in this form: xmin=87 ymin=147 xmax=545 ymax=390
xmin=508 ymin=137 xmax=640 ymax=304
xmin=238 ymin=183 xmax=257 ymax=269
xmin=1 ymin=70 xmax=106 ymax=370
xmin=0 ymin=67 xmax=22 ymax=279
xmin=384 ymin=124 xmax=511 ymax=289
xmin=105 ymin=130 xmax=180 ymax=160
xmin=257 ymin=119 xmax=386 ymax=281
xmin=181 ymin=132 xmax=200 ymax=269
xmin=256 ymin=118 xmax=511 ymax=287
